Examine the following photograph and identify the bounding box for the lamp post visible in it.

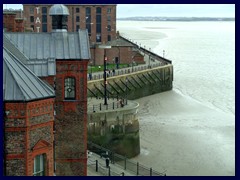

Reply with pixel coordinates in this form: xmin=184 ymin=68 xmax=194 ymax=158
xmin=132 ymin=56 xmax=134 ymax=72
xmin=99 ymin=45 xmax=112 ymax=105
xmin=116 ymin=45 xmax=120 ymax=69
xmin=149 ymin=48 xmax=151 ymax=68
xmin=125 ymin=78 xmax=128 ymax=105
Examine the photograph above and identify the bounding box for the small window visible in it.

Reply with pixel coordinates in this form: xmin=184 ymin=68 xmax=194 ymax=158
xmin=107 ymin=25 xmax=111 ymax=32
xmin=76 ymin=16 xmax=80 ymax=22
xmin=76 ymin=25 xmax=80 ymax=32
xmin=108 ymin=35 xmax=111 ymax=42
xmin=42 ymin=15 xmax=47 ymax=23
xmin=30 ymin=16 xmax=34 ymax=23
xmin=86 ymin=24 xmax=91 ymax=34
xmin=42 ymin=24 xmax=47 ymax=32
xmin=96 ymin=34 xmax=101 ymax=42
xmin=31 ymin=25 xmax=34 ymax=31
xmin=96 ymin=7 xmax=101 ymax=14
xmin=86 ymin=15 xmax=91 ymax=23
xmin=96 ymin=24 xmax=101 ymax=33
xmin=64 ymin=77 xmax=76 ymax=99
xmin=107 ymin=16 xmax=111 ymax=22
xmin=76 ymin=8 xmax=79 ymax=13
xmin=86 ymin=7 xmax=91 ymax=15
xmin=96 ymin=15 xmax=101 ymax=23
xmin=42 ymin=7 xmax=47 ymax=14
xmin=30 ymin=7 xmax=34 ymax=14
xmin=33 ymin=154 xmax=45 ymax=176
xmin=107 ymin=8 xmax=111 ymax=14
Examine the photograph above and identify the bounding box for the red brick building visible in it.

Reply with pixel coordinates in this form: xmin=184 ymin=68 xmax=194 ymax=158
xmin=3 ymin=11 xmax=24 ymax=32
xmin=3 ymin=4 xmax=91 ymax=176
xmin=23 ymin=4 xmax=116 ymax=44
xmin=3 ymin=42 xmax=55 ymax=176
xmin=3 ymin=4 xmax=145 ymax=66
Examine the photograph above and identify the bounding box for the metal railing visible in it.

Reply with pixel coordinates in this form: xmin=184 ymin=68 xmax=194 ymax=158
xmin=87 ymin=62 xmax=164 ymax=81
xmin=88 ymin=158 xmax=125 ymax=176
xmin=88 ymin=96 xmax=127 ymax=113
xmin=88 ymin=141 xmax=166 ymax=176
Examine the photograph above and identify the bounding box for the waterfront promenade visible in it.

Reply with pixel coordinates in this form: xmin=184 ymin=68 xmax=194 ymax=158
xmin=87 ymin=35 xmax=171 ymax=82
xmin=87 ymin=151 xmax=135 ymax=176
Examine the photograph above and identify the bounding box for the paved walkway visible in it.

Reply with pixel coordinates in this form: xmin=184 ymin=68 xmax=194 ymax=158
xmin=87 ymin=97 xmax=139 ymax=113
xmin=87 ymin=151 xmax=136 ymax=176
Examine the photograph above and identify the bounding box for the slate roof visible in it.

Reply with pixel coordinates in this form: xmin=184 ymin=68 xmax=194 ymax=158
xmin=106 ymin=38 xmax=134 ymax=47
xmin=3 ymin=48 xmax=55 ymax=102
xmin=4 ymin=29 xmax=91 ymax=76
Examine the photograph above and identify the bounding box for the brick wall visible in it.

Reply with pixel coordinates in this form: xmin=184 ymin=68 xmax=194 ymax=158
xmin=3 ymin=13 xmax=16 ymax=32
xmin=23 ymin=4 xmax=116 ymax=43
xmin=93 ymin=46 xmax=135 ymax=65
xmin=55 ymin=60 xmax=88 ymax=176
xmin=4 ymin=98 xmax=55 ymax=176
xmin=6 ymin=159 xmax=26 ymax=176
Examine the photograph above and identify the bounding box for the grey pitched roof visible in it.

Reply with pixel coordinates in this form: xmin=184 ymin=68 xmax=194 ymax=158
xmin=5 ymin=30 xmax=91 ymax=60
xmin=4 ymin=29 xmax=91 ymax=76
xmin=3 ymin=48 xmax=55 ymax=102
xmin=3 ymin=34 xmax=28 ymax=64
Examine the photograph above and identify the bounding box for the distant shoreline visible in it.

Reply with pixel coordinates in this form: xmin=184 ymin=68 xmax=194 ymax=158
xmin=117 ymin=17 xmax=235 ymax=21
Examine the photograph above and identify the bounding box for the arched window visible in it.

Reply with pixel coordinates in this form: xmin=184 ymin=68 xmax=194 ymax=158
xmin=96 ymin=7 xmax=101 ymax=14
xmin=64 ymin=77 xmax=76 ymax=99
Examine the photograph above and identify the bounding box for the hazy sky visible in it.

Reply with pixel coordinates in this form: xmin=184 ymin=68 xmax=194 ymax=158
xmin=3 ymin=4 xmax=235 ymax=18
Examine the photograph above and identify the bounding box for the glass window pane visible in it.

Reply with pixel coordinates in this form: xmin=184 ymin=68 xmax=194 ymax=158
xmin=30 ymin=7 xmax=34 ymax=14
xmin=42 ymin=7 xmax=47 ymax=14
xmin=86 ymin=7 xmax=91 ymax=15
xmin=76 ymin=16 xmax=80 ymax=22
xmin=96 ymin=15 xmax=101 ymax=23
xmin=96 ymin=7 xmax=101 ymax=14
xmin=42 ymin=15 xmax=47 ymax=23
xmin=65 ymin=77 xmax=76 ymax=99
xmin=30 ymin=16 xmax=34 ymax=23
xmin=33 ymin=154 xmax=45 ymax=176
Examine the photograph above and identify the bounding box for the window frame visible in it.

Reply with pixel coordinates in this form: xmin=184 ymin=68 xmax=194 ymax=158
xmin=30 ymin=16 xmax=34 ymax=23
xmin=96 ymin=7 xmax=101 ymax=14
xmin=30 ymin=7 xmax=34 ymax=14
xmin=76 ymin=16 xmax=80 ymax=22
xmin=64 ymin=77 xmax=76 ymax=100
xmin=33 ymin=154 xmax=45 ymax=176
xmin=107 ymin=8 xmax=111 ymax=14
xmin=42 ymin=7 xmax=47 ymax=14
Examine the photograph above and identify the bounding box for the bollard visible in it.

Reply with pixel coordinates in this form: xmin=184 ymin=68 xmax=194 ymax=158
xmin=108 ymin=166 xmax=111 ymax=176
xmin=124 ymin=157 xmax=127 ymax=170
xmin=96 ymin=160 xmax=98 ymax=172
xmin=137 ymin=162 xmax=139 ymax=176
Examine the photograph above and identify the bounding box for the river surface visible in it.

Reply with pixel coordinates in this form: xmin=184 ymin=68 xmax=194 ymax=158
xmin=117 ymin=21 xmax=235 ymax=176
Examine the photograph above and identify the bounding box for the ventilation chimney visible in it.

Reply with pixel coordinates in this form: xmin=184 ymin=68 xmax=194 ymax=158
xmin=49 ymin=4 xmax=69 ymax=31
